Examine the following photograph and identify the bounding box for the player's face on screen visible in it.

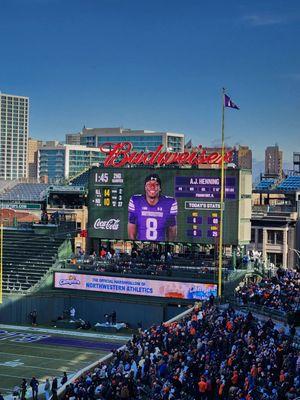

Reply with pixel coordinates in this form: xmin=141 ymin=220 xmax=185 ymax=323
xmin=145 ymin=180 xmax=161 ymax=199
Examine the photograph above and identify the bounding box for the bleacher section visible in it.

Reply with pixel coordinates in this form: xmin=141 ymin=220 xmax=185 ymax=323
xmin=0 ymin=183 xmax=49 ymax=201
xmin=2 ymin=229 xmax=66 ymax=293
xmin=0 ymin=179 xmax=18 ymax=194
xmin=69 ymin=169 xmax=90 ymax=187
xmin=276 ymin=175 xmax=300 ymax=191
xmin=255 ymin=178 xmax=276 ymax=190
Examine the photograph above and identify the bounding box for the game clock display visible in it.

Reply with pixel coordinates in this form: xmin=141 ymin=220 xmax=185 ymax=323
xmin=88 ymin=167 xmax=240 ymax=244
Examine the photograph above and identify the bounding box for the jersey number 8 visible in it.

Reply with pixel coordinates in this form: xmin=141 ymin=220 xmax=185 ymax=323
xmin=146 ymin=218 xmax=158 ymax=240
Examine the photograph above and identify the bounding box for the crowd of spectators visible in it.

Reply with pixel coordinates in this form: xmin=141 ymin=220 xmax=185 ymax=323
xmin=62 ymin=301 xmax=299 ymax=400
xmin=68 ymin=247 xmax=230 ymax=279
xmin=235 ymin=268 xmax=300 ymax=313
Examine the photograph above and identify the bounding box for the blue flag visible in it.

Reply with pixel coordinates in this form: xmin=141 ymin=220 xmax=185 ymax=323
xmin=224 ymin=94 xmax=239 ymax=110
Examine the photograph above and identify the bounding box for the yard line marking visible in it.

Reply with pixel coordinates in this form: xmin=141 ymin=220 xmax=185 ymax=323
xmin=0 ymin=342 xmax=99 ymax=355
xmin=0 ymin=351 xmax=93 ymax=363
xmin=0 ymin=373 xmax=31 ymax=379
xmin=0 ymin=364 xmax=73 ymax=372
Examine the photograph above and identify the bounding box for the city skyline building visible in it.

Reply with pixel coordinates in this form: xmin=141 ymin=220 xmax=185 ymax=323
xmin=185 ymin=142 xmax=252 ymax=170
xmin=265 ymin=145 xmax=283 ymax=178
xmin=66 ymin=127 xmax=185 ymax=154
xmin=38 ymin=144 xmax=103 ymax=183
xmin=293 ymin=152 xmax=300 ymax=174
xmin=0 ymin=92 xmax=29 ymax=180
xmin=28 ymin=137 xmax=43 ymax=180
xmin=66 ymin=132 xmax=81 ymax=145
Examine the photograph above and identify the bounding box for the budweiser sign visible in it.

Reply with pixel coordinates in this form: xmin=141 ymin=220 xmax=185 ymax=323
xmin=99 ymin=142 xmax=233 ymax=168
xmin=94 ymin=218 xmax=120 ymax=230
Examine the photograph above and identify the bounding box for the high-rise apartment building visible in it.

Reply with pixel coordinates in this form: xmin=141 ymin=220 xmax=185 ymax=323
xmin=66 ymin=127 xmax=185 ymax=155
xmin=265 ymin=145 xmax=283 ymax=178
xmin=28 ymin=138 xmax=43 ymax=180
xmin=0 ymin=93 xmax=29 ymax=180
xmin=38 ymin=144 xmax=103 ymax=183
xmin=66 ymin=132 xmax=81 ymax=145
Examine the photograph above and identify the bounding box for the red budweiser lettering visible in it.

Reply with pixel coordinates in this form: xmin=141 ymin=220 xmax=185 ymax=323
xmin=99 ymin=142 xmax=233 ymax=168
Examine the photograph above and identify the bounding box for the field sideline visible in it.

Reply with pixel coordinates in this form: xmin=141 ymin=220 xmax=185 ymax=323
xmin=0 ymin=324 xmax=130 ymax=398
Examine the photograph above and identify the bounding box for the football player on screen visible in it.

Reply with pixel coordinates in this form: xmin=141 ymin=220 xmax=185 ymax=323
xmin=127 ymin=174 xmax=178 ymax=241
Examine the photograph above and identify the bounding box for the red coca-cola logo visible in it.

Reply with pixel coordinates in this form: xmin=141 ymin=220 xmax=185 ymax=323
xmin=99 ymin=142 xmax=233 ymax=168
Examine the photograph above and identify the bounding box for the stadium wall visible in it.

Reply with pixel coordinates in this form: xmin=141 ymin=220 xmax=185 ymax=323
xmin=0 ymin=292 xmax=186 ymax=328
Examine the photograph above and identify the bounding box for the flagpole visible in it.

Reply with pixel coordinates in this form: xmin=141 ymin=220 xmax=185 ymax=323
xmin=0 ymin=220 xmax=3 ymax=304
xmin=218 ymin=88 xmax=226 ymax=298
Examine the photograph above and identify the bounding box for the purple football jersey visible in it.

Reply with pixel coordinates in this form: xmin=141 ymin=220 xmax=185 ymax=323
xmin=128 ymin=195 xmax=177 ymax=241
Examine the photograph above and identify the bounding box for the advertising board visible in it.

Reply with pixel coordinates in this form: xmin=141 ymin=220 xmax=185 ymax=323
xmin=54 ymin=272 xmax=218 ymax=300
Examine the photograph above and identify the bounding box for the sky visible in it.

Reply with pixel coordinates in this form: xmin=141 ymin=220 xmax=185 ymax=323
xmin=0 ymin=0 xmax=299 ymax=162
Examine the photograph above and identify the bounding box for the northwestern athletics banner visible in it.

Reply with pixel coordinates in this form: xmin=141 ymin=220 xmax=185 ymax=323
xmin=54 ymin=272 xmax=217 ymax=300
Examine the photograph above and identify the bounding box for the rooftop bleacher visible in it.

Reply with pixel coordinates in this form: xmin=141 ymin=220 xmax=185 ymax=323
xmin=276 ymin=175 xmax=300 ymax=191
xmin=0 ymin=183 xmax=49 ymax=202
xmin=69 ymin=169 xmax=90 ymax=187
xmin=255 ymin=178 xmax=276 ymax=190
xmin=0 ymin=179 xmax=18 ymax=194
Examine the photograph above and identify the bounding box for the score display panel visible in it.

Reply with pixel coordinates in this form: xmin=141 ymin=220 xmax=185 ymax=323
xmin=88 ymin=167 xmax=240 ymax=245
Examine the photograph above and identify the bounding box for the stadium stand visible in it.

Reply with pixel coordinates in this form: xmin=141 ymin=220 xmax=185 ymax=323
xmin=2 ymin=229 xmax=66 ymax=293
xmin=235 ymin=269 xmax=300 ymax=319
xmin=69 ymin=169 xmax=90 ymax=187
xmin=70 ymin=256 xmax=232 ymax=281
xmin=59 ymin=302 xmax=299 ymax=400
xmin=276 ymin=176 xmax=300 ymax=191
xmin=0 ymin=183 xmax=49 ymax=201
xmin=0 ymin=179 xmax=18 ymax=194
xmin=255 ymin=178 xmax=276 ymax=190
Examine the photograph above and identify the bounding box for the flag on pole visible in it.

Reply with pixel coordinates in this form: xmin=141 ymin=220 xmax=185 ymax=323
xmin=224 ymin=94 xmax=239 ymax=110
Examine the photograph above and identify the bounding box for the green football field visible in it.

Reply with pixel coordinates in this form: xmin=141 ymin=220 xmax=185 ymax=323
xmin=0 ymin=325 xmax=129 ymax=398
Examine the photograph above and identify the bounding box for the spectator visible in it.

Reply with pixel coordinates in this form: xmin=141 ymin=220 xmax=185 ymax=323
xmin=12 ymin=386 xmax=20 ymax=400
xmin=60 ymin=372 xmax=68 ymax=386
xmin=29 ymin=377 xmax=39 ymax=400
xmin=235 ymin=269 xmax=300 ymax=313
xmin=69 ymin=307 xmax=75 ymax=320
xmin=61 ymin=301 xmax=299 ymax=400
xmin=51 ymin=377 xmax=58 ymax=400
xmin=111 ymin=310 xmax=117 ymax=325
xmin=20 ymin=379 xmax=27 ymax=400
xmin=44 ymin=379 xmax=51 ymax=400
xmin=29 ymin=310 xmax=37 ymax=326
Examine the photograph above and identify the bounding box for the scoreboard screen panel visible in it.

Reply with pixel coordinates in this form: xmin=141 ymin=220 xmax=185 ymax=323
xmin=88 ymin=167 xmax=240 ymax=244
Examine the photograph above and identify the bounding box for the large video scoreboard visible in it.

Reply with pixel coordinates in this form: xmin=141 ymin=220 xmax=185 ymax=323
xmin=88 ymin=167 xmax=251 ymax=245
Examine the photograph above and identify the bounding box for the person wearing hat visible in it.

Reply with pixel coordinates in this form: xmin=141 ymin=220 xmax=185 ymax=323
xmin=128 ymin=173 xmax=178 ymax=241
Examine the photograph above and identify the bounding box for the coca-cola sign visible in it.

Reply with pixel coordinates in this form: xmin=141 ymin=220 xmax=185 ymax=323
xmin=99 ymin=142 xmax=233 ymax=168
xmin=94 ymin=218 xmax=120 ymax=230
